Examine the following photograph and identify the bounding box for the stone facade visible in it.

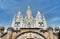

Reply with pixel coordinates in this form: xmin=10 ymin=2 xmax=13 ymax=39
xmin=0 ymin=6 xmax=59 ymax=39
xmin=0 ymin=27 xmax=58 ymax=39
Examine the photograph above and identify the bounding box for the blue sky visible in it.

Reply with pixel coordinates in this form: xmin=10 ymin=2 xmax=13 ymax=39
xmin=0 ymin=0 xmax=60 ymax=28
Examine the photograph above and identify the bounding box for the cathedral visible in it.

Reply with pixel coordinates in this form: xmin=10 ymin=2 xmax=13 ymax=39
xmin=0 ymin=6 xmax=59 ymax=39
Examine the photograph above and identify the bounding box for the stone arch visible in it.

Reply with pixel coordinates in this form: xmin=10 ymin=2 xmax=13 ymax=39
xmin=15 ymin=31 xmax=46 ymax=39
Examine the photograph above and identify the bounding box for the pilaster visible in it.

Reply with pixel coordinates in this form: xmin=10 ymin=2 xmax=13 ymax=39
xmin=47 ymin=27 xmax=53 ymax=39
xmin=7 ymin=27 xmax=13 ymax=39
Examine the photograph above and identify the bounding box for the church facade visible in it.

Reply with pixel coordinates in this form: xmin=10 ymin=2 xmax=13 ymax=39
xmin=0 ymin=6 xmax=59 ymax=39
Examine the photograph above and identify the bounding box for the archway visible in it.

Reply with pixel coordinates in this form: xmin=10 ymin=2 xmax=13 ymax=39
xmin=15 ymin=31 xmax=46 ymax=39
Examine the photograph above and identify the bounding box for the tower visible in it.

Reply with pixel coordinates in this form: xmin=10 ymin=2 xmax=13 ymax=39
xmin=35 ymin=11 xmax=43 ymax=28
xmin=35 ymin=11 xmax=47 ymax=29
xmin=36 ymin=11 xmax=42 ymax=22
xmin=12 ymin=11 xmax=23 ymax=30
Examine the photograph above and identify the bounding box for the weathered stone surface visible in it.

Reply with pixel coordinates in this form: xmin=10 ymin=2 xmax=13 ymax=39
xmin=0 ymin=28 xmax=58 ymax=39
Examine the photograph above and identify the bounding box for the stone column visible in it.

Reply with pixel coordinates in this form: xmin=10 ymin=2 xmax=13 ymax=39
xmin=7 ymin=27 xmax=13 ymax=39
xmin=47 ymin=27 xmax=53 ymax=39
xmin=0 ymin=32 xmax=2 ymax=39
xmin=44 ymin=32 xmax=49 ymax=39
xmin=12 ymin=32 xmax=17 ymax=39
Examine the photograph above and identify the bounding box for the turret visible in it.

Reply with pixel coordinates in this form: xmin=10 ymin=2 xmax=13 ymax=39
xmin=55 ymin=25 xmax=59 ymax=33
xmin=23 ymin=6 xmax=34 ymax=28
xmin=12 ymin=11 xmax=23 ymax=30
xmin=35 ymin=11 xmax=43 ymax=28
xmin=0 ymin=25 xmax=5 ymax=37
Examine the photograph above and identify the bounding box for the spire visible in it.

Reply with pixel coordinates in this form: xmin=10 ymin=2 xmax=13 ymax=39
xmin=36 ymin=11 xmax=42 ymax=18
xmin=36 ymin=11 xmax=42 ymax=22
xmin=26 ymin=6 xmax=32 ymax=19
